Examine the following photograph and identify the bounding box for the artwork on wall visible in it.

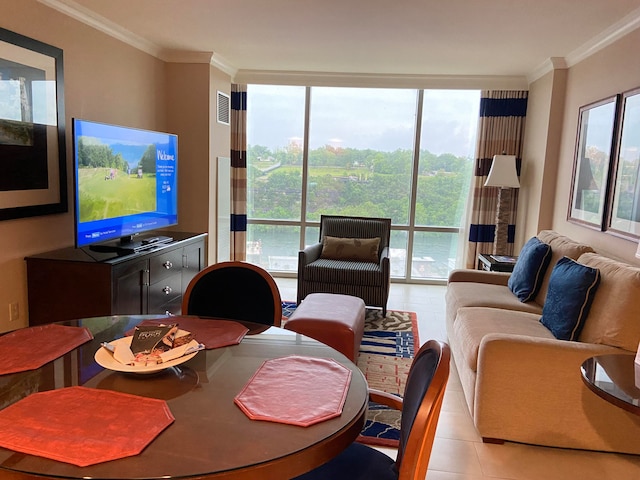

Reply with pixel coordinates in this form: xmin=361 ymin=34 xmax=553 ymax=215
xmin=607 ymin=87 xmax=640 ymax=239
xmin=567 ymin=96 xmax=618 ymax=230
xmin=0 ymin=27 xmax=67 ymax=221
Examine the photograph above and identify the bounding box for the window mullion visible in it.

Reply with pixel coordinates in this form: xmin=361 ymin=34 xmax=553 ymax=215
xmin=299 ymin=86 xmax=312 ymax=250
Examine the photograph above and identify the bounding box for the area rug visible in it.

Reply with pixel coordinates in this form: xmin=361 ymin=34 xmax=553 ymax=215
xmin=282 ymin=302 xmax=419 ymax=447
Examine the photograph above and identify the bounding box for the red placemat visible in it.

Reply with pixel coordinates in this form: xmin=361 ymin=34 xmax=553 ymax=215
xmin=129 ymin=316 xmax=249 ymax=349
xmin=235 ymin=355 xmax=352 ymax=427
xmin=0 ymin=386 xmax=174 ymax=466
xmin=0 ymin=324 xmax=93 ymax=376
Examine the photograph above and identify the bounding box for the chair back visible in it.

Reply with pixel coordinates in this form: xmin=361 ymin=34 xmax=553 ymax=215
xmin=396 ymin=340 xmax=450 ymax=480
xmin=319 ymin=215 xmax=391 ymax=257
xmin=182 ymin=261 xmax=282 ymax=326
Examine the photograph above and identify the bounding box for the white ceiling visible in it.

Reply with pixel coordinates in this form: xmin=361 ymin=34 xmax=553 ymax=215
xmin=42 ymin=0 xmax=640 ymax=81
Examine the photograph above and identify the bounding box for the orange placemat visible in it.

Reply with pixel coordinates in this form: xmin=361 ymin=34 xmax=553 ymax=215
xmin=235 ymin=355 xmax=352 ymax=427
xmin=129 ymin=317 xmax=249 ymax=349
xmin=0 ymin=324 xmax=93 ymax=376
xmin=0 ymin=386 xmax=174 ymax=466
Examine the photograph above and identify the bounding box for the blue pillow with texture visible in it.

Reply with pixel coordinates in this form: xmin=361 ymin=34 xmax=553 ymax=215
xmin=540 ymin=257 xmax=600 ymax=341
xmin=508 ymin=237 xmax=552 ymax=302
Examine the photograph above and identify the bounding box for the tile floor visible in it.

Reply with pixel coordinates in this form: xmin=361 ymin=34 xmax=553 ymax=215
xmin=275 ymin=277 xmax=640 ymax=480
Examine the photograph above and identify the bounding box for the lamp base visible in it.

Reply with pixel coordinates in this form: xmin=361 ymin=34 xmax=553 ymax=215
xmin=493 ymin=187 xmax=512 ymax=256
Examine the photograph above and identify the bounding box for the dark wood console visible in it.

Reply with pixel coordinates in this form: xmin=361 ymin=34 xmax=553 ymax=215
xmin=26 ymin=232 xmax=207 ymax=326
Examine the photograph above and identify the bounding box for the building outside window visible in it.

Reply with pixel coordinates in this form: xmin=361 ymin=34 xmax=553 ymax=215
xmin=246 ymin=85 xmax=480 ymax=282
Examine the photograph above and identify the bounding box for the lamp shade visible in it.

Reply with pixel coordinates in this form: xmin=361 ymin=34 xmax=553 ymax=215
xmin=484 ymin=155 xmax=520 ymax=188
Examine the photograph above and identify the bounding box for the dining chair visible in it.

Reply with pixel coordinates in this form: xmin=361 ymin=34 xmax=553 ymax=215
xmin=293 ymin=339 xmax=450 ymax=480
xmin=182 ymin=261 xmax=282 ymax=326
xmin=297 ymin=215 xmax=391 ymax=315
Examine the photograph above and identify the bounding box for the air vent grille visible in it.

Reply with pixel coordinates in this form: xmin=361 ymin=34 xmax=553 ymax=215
xmin=217 ymin=91 xmax=230 ymax=125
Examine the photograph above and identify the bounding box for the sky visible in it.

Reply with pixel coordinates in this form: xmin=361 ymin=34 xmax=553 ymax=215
xmin=247 ymin=85 xmax=481 ymax=158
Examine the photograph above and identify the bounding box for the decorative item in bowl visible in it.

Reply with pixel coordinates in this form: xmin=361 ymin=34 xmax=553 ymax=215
xmin=95 ymin=325 xmax=203 ymax=374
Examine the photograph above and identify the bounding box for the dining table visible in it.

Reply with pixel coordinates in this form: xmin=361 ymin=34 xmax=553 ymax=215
xmin=0 ymin=315 xmax=369 ymax=480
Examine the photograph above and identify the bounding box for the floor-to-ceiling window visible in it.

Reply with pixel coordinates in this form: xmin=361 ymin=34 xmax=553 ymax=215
xmin=246 ymin=85 xmax=479 ymax=282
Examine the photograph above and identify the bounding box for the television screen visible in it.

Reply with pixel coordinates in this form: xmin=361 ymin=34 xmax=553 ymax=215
xmin=73 ymin=119 xmax=178 ymax=250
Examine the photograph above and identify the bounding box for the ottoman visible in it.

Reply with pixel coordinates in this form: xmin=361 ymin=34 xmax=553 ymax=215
xmin=284 ymin=293 xmax=366 ymax=362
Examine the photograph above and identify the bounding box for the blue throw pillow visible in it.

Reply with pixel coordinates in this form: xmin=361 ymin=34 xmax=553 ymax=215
xmin=540 ymin=257 xmax=600 ymax=341
xmin=508 ymin=237 xmax=552 ymax=302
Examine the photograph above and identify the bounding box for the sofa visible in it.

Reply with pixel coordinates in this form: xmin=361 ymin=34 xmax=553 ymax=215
xmin=446 ymin=230 xmax=640 ymax=454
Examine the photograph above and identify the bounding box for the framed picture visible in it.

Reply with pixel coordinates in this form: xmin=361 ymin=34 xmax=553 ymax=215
xmin=567 ymin=96 xmax=618 ymax=230
xmin=0 ymin=27 xmax=67 ymax=221
xmin=607 ymin=87 xmax=640 ymax=239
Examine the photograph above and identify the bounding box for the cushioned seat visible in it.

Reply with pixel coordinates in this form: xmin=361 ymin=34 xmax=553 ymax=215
xmin=285 ymin=293 xmax=365 ymax=362
xmin=452 ymin=307 xmax=553 ymax=372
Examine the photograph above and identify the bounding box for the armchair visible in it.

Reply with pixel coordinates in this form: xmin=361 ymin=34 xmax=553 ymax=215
xmin=297 ymin=215 xmax=391 ymax=315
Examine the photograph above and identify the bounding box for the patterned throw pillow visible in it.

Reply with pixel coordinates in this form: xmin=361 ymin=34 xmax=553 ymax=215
xmin=320 ymin=236 xmax=380 ymax=262
xmin=540 ymin=257 xmax=600 ymax=341
xmin=508 ymin=237 xmax=552 ymax=302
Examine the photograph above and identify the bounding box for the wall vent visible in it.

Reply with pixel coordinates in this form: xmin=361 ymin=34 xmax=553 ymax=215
xmin=217 ymin=91 xmax=230 ymax=125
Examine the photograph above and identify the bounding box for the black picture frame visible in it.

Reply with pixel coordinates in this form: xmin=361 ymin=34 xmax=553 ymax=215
xmin=567 ymin=96 xmax=618 ymax=230
xmin=0 ymin=27 xmax=67 ymax=221
xmin=607 ymin=87 xmax=640 ymax=240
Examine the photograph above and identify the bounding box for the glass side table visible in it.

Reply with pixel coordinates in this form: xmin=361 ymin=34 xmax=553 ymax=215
xmin=580 ymin=354 xmax=640 ymax=416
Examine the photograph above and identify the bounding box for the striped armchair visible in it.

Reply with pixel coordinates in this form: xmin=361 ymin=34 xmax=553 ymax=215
xmin=297 ymin=215 xmax=391 ymax=315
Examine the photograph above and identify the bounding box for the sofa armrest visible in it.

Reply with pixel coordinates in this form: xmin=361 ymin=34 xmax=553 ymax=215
xmin=448 ymin=269 xmax=511 ymax=286
xmin=298 ymin=243 xmax=322 ymax=268
xmin=473 ymin=333 xmax=633 ymax=448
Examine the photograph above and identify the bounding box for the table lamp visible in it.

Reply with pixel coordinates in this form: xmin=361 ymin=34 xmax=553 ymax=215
xmin=485 ymin=154 xmax=519 ymax=255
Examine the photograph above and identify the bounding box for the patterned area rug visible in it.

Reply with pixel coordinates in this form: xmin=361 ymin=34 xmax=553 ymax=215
xmin=282 ymin=302 xmax=419 ymax=447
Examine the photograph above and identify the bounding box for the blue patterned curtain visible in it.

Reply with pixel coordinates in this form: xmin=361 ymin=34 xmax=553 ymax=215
xmin=230 ymin=84 xmax=247 ymax=260
xmin=465 ymin=90 xmax=528 ymax=267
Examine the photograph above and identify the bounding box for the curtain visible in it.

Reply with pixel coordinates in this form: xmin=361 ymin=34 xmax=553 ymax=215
xmin=230 ymin=84 xmax=247 ymax=261
xmin=464 ymin=90 xmax=528 ymax=268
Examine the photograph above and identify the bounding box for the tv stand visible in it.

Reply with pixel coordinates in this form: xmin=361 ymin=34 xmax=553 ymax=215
xmin=89 ymin=235 xmax=174 ymax=255
xmin=25 ymin=232 xmax=207 ymax=326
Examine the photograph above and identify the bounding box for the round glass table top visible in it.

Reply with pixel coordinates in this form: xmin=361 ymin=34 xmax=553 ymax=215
xmin=580 ymin=353 xmax=640 ymax=415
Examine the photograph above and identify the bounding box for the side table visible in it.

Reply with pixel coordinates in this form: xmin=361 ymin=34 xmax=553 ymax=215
xmin=477 ymin=253 xmax=517 ymax=273
xmin=581 ymin=354 xmax=640 ymax=415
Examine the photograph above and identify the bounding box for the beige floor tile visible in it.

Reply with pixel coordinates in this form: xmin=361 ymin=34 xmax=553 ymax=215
xmin=429 ymin=437 xmax=484 ymax=476
xmin=475 ymin=441 xmax=640 ymax=480
xmin=436 ymin=410 xmax=482 ymax=443
xmin=426 ymin=472 xmax=504 ymax=480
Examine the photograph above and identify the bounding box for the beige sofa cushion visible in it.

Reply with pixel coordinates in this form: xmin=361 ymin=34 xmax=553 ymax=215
xmin=578 ymin=252 xmax=640 ymax=352
xmin=446 ymin=282 xmax=544 ymax=315
xmin=452 ymin=307 xmax=552 ymax=372
xmin=535 ymin=231 xmax=594 ymax=305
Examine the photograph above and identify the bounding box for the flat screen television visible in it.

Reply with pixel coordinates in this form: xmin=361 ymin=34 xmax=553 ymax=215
xmin=72 ymin=119 xmax=178 ymax=254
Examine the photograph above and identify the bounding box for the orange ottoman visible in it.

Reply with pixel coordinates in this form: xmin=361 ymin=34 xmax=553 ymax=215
xmin=284 ymin=293 xmax=365 ymax=362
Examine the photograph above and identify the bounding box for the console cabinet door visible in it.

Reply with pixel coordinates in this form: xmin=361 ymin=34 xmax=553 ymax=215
xmin=112 ymin=259 xmax=149 ymax=315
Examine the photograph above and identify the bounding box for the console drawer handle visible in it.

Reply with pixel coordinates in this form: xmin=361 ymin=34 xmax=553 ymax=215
xmin=162 ymin=286 xmax=173 ymax=295
xmin=163 ymin=261 xmax=173 ymax=269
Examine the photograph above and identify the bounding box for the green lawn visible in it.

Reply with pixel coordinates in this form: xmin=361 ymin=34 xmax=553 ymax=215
xmin=78 ymin=168 xmax=156 ymax=222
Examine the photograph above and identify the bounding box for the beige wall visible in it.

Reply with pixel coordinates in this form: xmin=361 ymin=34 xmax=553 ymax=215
xmin=530 ymin=27 xmax=640 ymax=264
xmin=1 ymin=0 xmax=229 ymax=331
xmin=517 ymin=68 xmax=567 ymax=247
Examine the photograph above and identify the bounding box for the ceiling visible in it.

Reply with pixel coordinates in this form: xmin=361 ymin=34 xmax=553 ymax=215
xmin=43 ymin=0 xmax=640 ymax=81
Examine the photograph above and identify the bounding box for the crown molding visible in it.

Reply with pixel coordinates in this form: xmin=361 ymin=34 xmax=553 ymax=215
xmin=565 ymin=5 xmax=640 ymax=67
xmin=527 ymin=57 xmax=568 ymax=84
xmin=233 ymin=70 xmax=529 ymax=90
xmin=210 ymin=53 xmax=237 ymax=77
xmin=37 ymin=0 xmax=162 ymax=58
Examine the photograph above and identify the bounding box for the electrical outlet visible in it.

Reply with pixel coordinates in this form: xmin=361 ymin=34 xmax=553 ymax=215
xmin=9 ymin=302 xmax=19 ymax=322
